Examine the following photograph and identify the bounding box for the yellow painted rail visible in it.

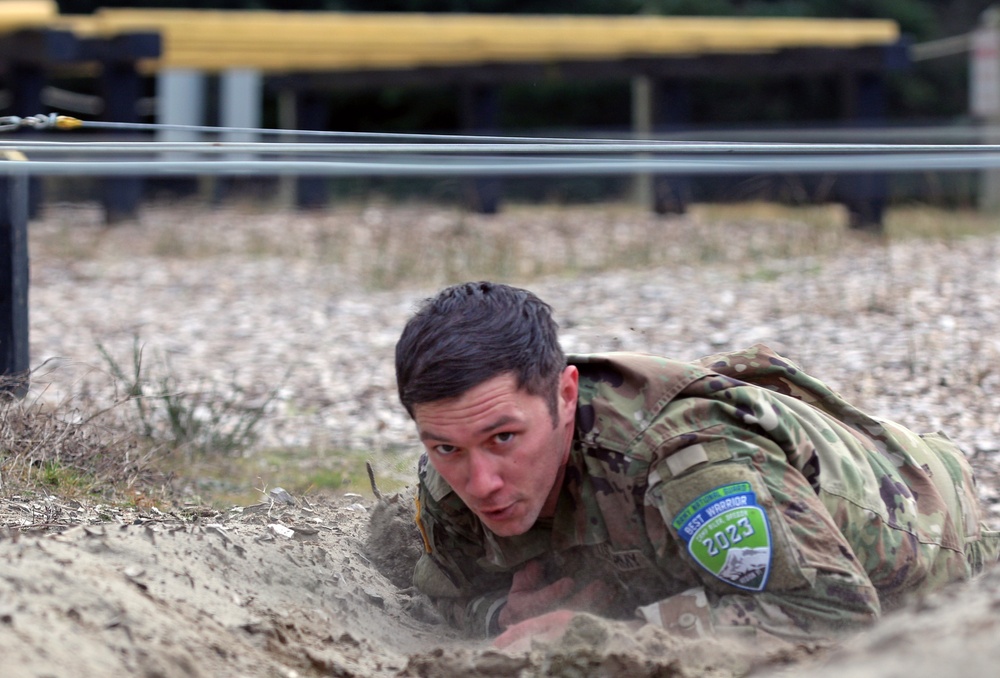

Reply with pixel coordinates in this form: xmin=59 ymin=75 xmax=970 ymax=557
xmin=55 ymin=9 xmax=900 ymax=73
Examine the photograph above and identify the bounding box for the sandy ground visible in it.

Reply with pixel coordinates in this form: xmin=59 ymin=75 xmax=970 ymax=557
xmin=1 ymin=485 xmax=998 ymax=678
xmin=0 ymin=491 xmax=452 ymax=678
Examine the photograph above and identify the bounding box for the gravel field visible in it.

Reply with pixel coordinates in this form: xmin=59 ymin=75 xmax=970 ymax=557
xmin=23 ymin=200 xmax=1000 ymax=506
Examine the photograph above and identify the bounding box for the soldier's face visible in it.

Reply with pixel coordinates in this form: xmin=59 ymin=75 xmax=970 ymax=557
xmin=413 ymin=367 xmax=579 ymax=537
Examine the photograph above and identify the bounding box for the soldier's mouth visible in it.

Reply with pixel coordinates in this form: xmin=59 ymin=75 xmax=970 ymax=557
xmin=479 ymin=503 xmax=516 ymax=521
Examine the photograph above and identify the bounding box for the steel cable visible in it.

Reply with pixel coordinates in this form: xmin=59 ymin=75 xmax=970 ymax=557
xmin=2 ymin=114 xmax=1000 ymax=177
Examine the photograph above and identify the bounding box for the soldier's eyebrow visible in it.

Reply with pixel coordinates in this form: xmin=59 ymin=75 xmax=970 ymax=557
xmin=419 ymin=428 xmax=449 ymax=443
xmin=418 ymin=415 xmax=520 ymax=444
xmin=478 ymin=415 xmax=517 ymax=435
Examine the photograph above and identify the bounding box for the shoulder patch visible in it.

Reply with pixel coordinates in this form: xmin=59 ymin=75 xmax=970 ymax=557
xmin=672 ymin=482 xmax=772 ymax=591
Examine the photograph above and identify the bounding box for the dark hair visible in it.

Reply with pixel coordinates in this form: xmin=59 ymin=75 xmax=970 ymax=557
xmin=395 ymin=281 xmax=566 ymax=421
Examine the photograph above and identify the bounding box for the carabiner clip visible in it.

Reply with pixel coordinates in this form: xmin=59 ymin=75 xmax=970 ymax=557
xmin=22 ymin=113 xmax=58 ymax=130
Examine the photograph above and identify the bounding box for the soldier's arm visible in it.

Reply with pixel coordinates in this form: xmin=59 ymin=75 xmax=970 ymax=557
xmin=412 ymin=480 xmax=513 ymax=637
xmin=412 ymin=551 xmax=510 ymax=636
xmin=640 ymin=432 xmax=882 ymax=641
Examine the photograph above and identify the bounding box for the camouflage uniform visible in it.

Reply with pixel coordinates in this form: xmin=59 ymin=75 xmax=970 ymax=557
xmin=413 ymin=345 xmax=999 ymax=640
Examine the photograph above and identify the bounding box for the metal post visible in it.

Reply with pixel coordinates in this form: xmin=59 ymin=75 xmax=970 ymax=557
xmin=631 ymin=75 xmax=654 ymax=210
xmin=972 ymin=8 xmax=1000 ymax=211
xmin=0 ymin=151 xmax=30 ymax=398
xmin=157 ymin=69 xmax=206 ymax=148
xmin=276 ymin=89 xmax=297 ymax=208
xmin=156 ymin=68 xmax=207 ymax=199
xmin=219 ymin=68 xmax=262 ymax=201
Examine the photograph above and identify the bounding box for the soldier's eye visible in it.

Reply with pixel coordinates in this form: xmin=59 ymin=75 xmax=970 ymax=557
xmin=494 ymin=432 xmax=514 ymax=444
xmin=434 ymin=444 xmax=458 ymax=456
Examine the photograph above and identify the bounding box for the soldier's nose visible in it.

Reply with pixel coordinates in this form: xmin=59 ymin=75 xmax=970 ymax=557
xmin=465 ymin=450 xmax=503 ymax=498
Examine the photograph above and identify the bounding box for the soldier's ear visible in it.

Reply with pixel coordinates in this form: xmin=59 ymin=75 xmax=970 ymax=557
xmin=558 ymin=366 xmax=579 ymax=418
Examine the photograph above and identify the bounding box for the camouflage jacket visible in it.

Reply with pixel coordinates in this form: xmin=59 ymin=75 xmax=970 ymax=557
xmin=413 ymin=345 xmax=998 ymax=640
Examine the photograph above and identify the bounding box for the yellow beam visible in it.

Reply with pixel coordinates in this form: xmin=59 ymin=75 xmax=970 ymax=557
xmin=55 ymin=10 xmax=901 ymax=73
xmin=0 ymin=0 xmax=57 ymax=31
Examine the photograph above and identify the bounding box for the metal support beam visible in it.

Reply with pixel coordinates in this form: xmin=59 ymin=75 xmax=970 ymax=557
xmin=0 ymin=152 xmax=29 ymax=398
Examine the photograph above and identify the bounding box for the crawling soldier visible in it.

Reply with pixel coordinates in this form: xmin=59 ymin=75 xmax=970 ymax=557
xmin=394 ymin=281 xmax=999 ymax=648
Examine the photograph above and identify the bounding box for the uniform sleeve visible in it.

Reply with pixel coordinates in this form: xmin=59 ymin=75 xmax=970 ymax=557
xmin=412 ymin=476 xmax=513 ymax=638
xmin=639 ymin=432 xmax=882 ymax=642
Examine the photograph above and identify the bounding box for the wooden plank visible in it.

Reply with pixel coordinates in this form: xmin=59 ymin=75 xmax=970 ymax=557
xmin=0 ymin=0 xmax=56 ymax=32
xmin=273 ymin=46 xmax=899 ymax=91
xmin=57 ymin=10 xmax=900 ymax=73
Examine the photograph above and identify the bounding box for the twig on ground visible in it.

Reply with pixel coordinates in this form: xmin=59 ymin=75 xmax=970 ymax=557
xmin=366 ymin=461 xmax=383 ymax=501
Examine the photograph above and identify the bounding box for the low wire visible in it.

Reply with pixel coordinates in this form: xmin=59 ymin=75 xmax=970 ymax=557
xmin=7 ymin=152 xmax=1000 ymax=177
xmin=9 ymin=140 xmax=1000 ymax=156
xmin=72 ymin=119 xmax=636 ymax=145
xmin=6 ymin=117 xmax=1000 ymax=176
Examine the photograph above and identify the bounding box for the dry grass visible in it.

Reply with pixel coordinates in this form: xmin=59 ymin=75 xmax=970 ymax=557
xmin=0 ymin=387 xmax=167 ymax=507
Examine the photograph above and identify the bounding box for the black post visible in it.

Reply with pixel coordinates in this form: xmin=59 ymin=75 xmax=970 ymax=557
xmin=100 ymin=58 xmax=144 ymax=223
xmin=841 ymin=70 xmax=888 ymax=232
xmin=295 ymin=91 xmax=330 ymax=210
xmin=651 ymin=78 xmax=692 ymax=214
xmin=9 ymin=62 xmax=44 ymax=219
xmin=0 ymin=153 xmax=30 ymax=397
xmin=461 ymin=84 xmax=502 ymax=214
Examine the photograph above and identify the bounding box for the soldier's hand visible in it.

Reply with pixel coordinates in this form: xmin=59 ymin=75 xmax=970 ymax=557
xmin=563 ymin=578 xmax=617 ymax=616
xmin=497 ymin=560 xmax=576 ymax=629
xmin=497 ymin=560 xmax=617 ymax=630
xmin=493 ymin=609 xmax=575 ymax=651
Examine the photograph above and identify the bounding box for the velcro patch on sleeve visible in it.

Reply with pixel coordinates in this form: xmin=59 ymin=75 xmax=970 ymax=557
xmin=665 ymin=444 xmax=711 ymax=477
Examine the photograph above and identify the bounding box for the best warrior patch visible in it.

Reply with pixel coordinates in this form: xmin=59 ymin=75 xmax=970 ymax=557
xmin=671 ymin=482 xmax=772 ymax=591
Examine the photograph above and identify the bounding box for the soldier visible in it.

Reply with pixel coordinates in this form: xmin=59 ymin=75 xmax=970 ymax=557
xmin=394 ymin=281 xmax=999 ymax=649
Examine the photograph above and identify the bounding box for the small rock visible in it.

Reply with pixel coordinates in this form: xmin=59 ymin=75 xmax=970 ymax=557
xmin=268 ymin=523 xmax=295 ymax=539
xmin=269 ymin=488 xmax=295 ymax=506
